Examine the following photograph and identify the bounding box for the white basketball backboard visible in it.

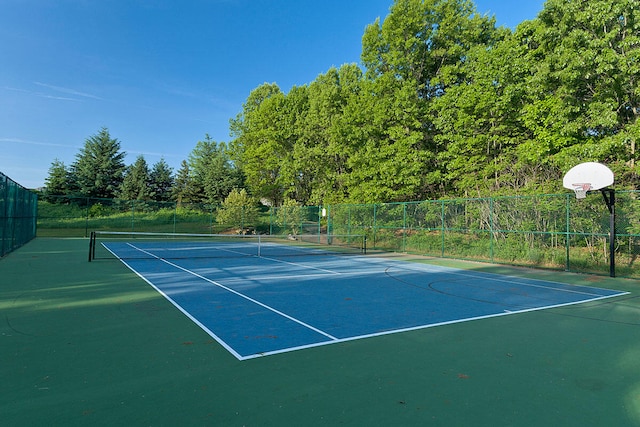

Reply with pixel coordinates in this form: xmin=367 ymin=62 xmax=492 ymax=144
xmin=562 ymin=162 xmax=614 ymax=192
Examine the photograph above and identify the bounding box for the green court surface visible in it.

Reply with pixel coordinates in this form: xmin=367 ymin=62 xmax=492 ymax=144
xmin=2 ymin=238 xmax=640 ymax=426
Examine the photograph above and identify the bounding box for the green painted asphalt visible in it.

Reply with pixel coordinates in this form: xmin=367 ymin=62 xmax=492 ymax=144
xmin=1 ymin=238 xmax=639 ymax=426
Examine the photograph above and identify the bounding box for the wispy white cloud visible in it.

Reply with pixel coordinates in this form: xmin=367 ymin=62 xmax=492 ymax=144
xmin=3 ymin=85 xmax=82 ymax=102
xmin=0 ymin=137 xmax=80 ymax=149
xmin=41 ymin=94 xmax=81 ymax=102
xmin=2 ymin=82 xmax=103 ymax=102
xmin=33 ymin=81 xmax=103 ymax=100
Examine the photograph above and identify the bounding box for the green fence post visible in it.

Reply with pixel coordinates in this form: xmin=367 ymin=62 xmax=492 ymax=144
xmin=403 ymin=202 xmax=407 ymax=252
xmin=32 ymin=192 xmax=38 ymax=238
xmin=269 ymin=207 xmax=273 ymax=235
xmin=490 ymin=197 xmax=494 ymax=263
xmin=131 ymin=200 xmax=135 ymax=232
xmin=85 ymin=197 xmax=90 ymax=238
xmin=173 ymin=202 xmax=177 ymax=234
xmin=440 ymin=200 xmax=445 ymax=257
xmin=1 ymin=175 xmax=6 ymax=257
xmin=373 ymin=204 xmax=377 ymax=250
xmin=209 ymin=205 xmax=214 ymax=234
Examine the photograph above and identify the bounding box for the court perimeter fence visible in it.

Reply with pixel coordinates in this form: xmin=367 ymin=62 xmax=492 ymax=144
xmin=38 ymin=191 xmax=640 ymax=279
xmin=1 ymin=172 xmax=38 ymax=258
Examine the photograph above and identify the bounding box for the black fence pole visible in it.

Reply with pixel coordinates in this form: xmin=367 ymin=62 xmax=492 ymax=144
xmin=601 ymin=189 xmax=615 ymax=278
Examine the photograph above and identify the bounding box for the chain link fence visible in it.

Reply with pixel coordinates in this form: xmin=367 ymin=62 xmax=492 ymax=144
xmin=326 ymin=191 xmax=639 ymax=279
xmin=38 ymin=191 xmax=639 ymax=278
xmin=1 ymin=172 xmax=38 ymax=257
xmin=38 ymin=196 xmax=273 ymax=237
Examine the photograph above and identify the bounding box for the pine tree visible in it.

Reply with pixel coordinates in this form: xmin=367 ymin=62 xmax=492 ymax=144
xmin=43 ymin=158 xmax=70 ymax=202
xmin=149 ymin=158 xmax=174 ymax=202
xmin=172 ymin=160 xmax=195 ymax=205
xmin=189 ymin=135 xmax=243 ymax=204
xmin=72 ymin=127 xmax=126 ymax=199
xmin=119 ymin=155 xmax=152 ymax=200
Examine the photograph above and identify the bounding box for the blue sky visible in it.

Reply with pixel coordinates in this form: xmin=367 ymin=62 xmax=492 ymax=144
xmin=1 ymin=0 xmax=545 ymax=189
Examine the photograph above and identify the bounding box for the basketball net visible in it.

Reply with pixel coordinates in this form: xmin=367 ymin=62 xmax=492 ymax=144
xmin=572 ymin=183 xmax=592 ymax=199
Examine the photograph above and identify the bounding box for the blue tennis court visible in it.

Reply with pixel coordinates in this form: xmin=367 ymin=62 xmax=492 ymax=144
xmin=102 ymin=238 xmax=627 ymax=360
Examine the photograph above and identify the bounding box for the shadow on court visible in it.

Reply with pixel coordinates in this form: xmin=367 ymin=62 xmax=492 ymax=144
xmin=2 ymin=238 xmax=640 ymax=426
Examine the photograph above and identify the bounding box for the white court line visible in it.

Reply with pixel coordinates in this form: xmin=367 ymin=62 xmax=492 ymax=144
xmin=101 ymin=243 xmax=244 ymax=359
xmin=239 ymin=291 xmax=628 ymax=360
xmin=125 ymin=243 xmax=339 ymax=342
xmin=104 ymin=242 xmax=628 ymax=361
xmin=352 ymin=256 xmax=619 ymax=298
xmin=257 ymin=255 xmax=343 ymax=275
xmin=218 ymin=269 xmax=385 ymax=283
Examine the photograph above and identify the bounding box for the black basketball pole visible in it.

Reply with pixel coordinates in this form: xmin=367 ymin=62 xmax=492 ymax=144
xmin=601 ymin=189 xmax=615 ymax=277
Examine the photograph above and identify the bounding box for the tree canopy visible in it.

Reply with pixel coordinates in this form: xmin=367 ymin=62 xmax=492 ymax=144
xmin=45 ymin=0 xmax=640 ymax=205
xmin=230 ymin=0 xmax=639 ymax=203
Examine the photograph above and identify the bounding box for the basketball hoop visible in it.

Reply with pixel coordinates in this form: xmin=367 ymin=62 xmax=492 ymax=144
xmin=572 ymin=183 xmax=592 ymax=199
xmin=562 ymin=162 xmax=617 ymax=277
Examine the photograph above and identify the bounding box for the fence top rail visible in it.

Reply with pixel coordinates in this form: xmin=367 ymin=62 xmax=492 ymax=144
xmin=1 ymin=171 xmax=38 ymax=193
xmin=324 ymin=190 xmax=639 ymax=208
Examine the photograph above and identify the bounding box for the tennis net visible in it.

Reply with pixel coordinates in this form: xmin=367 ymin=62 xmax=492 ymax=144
xmin=88 ymin=231 xmax=367 ymax=261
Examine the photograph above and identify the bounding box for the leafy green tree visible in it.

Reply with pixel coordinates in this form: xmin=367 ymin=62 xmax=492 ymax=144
xmin=358 ymin=0 xmax=500 ymax=200
xmin=362 ymin=0 xmax=497 ymax=97
xmin=149 ymin=158 xmax=174 ymax=202
xmin=43 ymin=158 xmax=71 ymax=201
xmin=119 ymin=155 xmax=152 ymax=200
xmin=294 ymin=64 xmax=352 ymax=204
xmin=518 ymin=0 xmax=640 ymax=178
xmin=433 ymin=27 xmax=532 ymax=195
xmin=230 ymin=83 xmax=288 ymax=206
xmin=334 ymin=75 xmax=431 ymax=203
xmin=275 ymin=198 xmax=305 ymax=235
xmin=215 ymin=188 xmax=259 ymax=232
xmin=274 ymin=85 xmax=311 ymax=203
xmin=225 ymin=0 xmax=640 ymax=203
xmin=71 ymin=127 xmax=126 ymax=199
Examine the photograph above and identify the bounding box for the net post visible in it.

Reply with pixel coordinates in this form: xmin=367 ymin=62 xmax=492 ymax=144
xmin=363 ymin=235 xmax=367 ymax=255
xmin=88 ymin=231 xmax=95 ymax=262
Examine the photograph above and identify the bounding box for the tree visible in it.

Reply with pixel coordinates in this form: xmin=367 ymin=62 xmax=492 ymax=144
xmin=274 ymin=85 xmax=311 ymax=203
xmin=172 ymin=160 xmax=196 ymax=205
xmin=359 ymin=0 xmax=500 ymax=200
xmin=518 ymin=0 xmax=640 ymax=179
xmin=43 ymin=159 xmax=70 ymax=201
xmin=215 ymin=188 xmax=259 ymax=232
xmin=188 ymin=135 xmax=243 ymax=204
xmin=119 ymin=155 xmax=152 ymax=200
xmin=230 ymin=83 xmax=288 ymax=206
xmin=362 ymin=0 xmax=498 ymax=98
xmin=275 ymin=198 xmax=306 ymax=235
xmin=295 ymin=66 xmax=358 ymax=204
xmin=335 ymin=75 xmax=431 ymax=203
xmin=71 ymin=127 xmax=126 ymax=199
xmin=149 ymin=158 xmax=174 ymax=202
xmin=433 ymin=27 xmax=533 ymax=195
